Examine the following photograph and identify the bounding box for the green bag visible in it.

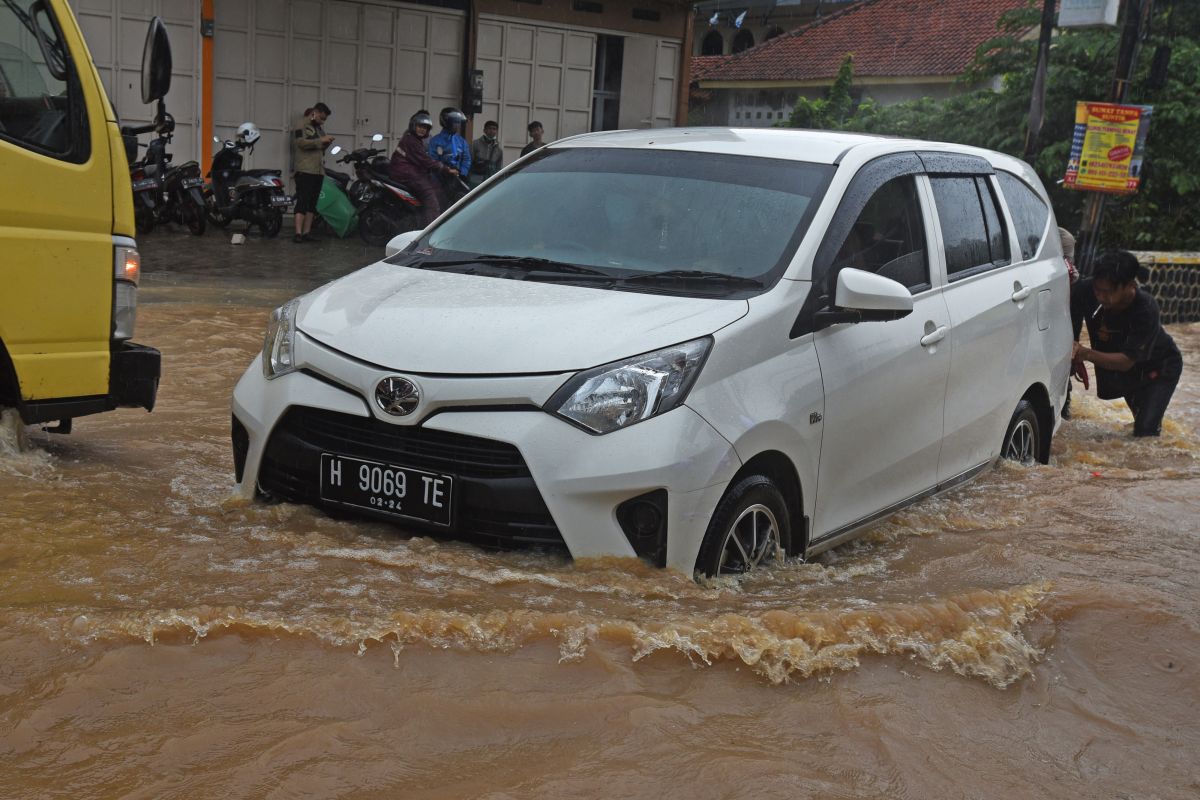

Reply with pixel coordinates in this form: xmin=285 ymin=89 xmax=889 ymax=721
xmin=316 ymin=176 xmax=358 ymax=237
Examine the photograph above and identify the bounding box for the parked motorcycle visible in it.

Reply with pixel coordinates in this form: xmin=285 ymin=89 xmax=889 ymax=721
xmin=121 ymin=109 xmax=206 ymax=235
xmin=205 ymin=122 xmax=290 ymax=238
xmin=332 ymin=134 xmax=432 ymax=246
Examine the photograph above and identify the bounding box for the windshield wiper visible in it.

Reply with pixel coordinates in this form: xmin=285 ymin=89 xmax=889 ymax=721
xmin=414 ymin=255 xmax=612 ymax=277
xmin=620 ymin=270 xmax=764 ymax=289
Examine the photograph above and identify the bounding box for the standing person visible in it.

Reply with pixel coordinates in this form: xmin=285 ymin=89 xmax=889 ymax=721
xmin=428 ymin=107 xmax=471 ymax=205
xmin=389 ymin=110 xmax=458 ymax=228
xmin=468 ymin=119 xmax=502 ymax=188
xmin=1070 ymin=250 xmax=1183 ymax=437
xmin=292 ymin=102 xmax=333 ymax=243
xmin=520 ymin=120 xmax=545 ymax=156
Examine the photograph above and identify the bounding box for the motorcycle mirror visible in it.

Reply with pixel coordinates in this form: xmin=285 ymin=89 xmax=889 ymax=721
xmin=140 ymin=17 xmax=172 ymax=104
xmin=213 ymin=136 xmax=220 ymax=143
xmin=372 ymin=133 xmax=384 ymax=142
xmin=330 ymin=145 xmax=343 ymax=155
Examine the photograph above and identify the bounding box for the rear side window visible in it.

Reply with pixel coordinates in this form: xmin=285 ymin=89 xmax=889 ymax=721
xmin=0 ymin=1 xmax=87 ymax=161
xmin=930 ymin=175 xmax=1010 ymax=280
xmin=832 ymin=175 xmax=930 ymax=293
xmin=997 ymin=171 xmax=1050 ymax=261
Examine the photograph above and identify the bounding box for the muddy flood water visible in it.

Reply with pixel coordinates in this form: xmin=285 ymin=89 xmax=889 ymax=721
xmin=2 ymin=234 xmax=1199 ymax=799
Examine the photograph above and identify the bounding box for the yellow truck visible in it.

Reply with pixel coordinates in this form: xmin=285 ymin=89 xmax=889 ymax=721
xmin=0 ymin=0 xmax=165 ymax=432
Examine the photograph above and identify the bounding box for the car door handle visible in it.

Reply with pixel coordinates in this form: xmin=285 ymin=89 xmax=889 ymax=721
xmin=920 ymin=325 xmax=948 ymax=347
xmin=1011 ymin=285 xmax=1033 ymax=302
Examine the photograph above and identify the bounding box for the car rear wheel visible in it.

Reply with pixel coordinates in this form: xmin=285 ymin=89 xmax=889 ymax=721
xmin=695 ymin=474 xmax=791 ymax=577
xmin=1002 ymin=400 xmax=1042 ymax=465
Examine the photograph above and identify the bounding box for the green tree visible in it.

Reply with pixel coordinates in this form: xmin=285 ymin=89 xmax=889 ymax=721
xmin=784 ymin=3 xmax=1200 ymax=250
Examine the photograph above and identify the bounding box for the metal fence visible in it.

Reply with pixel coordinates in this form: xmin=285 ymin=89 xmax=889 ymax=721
xmin=1131 ymin=252 xmax=1200 ymax=325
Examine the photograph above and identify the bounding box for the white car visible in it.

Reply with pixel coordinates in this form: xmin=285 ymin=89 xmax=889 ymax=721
xmin=231 ymin=128 xmax=1071 ymax=577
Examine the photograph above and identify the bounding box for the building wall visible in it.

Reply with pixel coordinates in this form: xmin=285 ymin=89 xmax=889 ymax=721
xmin=693 ymin=80 xmax=959 ymax=128
xmin=76 ymin=0 xmax=690 ymax=176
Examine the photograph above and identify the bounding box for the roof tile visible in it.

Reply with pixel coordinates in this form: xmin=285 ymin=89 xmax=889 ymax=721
xmin=696 ymin=0 xmax=1027 ymax=84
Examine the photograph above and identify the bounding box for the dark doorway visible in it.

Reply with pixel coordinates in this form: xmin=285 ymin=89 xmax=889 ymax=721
xmin=592 ymin=35 xmax=623 ymax=131
xmin=701 ymin=30 xmax=724 ymax=56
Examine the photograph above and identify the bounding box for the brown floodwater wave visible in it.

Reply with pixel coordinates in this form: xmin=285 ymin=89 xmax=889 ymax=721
xmin=2 ymin=300 xmax=1199 ymax=799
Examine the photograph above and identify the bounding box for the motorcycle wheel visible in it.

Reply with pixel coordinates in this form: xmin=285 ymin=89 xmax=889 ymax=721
xmin=135 ymin=206 xmax=155 ymax=235
xmin=258 ymin=208 xmax=283 ymax=239
xmin=359 ymin=206 xmax=401 ymax=247
xmin=181 ymin=197 xmax=207 ymax=236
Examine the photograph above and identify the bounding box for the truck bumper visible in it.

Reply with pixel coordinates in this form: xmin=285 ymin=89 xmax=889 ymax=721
xmin=19 ymin=342 xmax=160 ymax=424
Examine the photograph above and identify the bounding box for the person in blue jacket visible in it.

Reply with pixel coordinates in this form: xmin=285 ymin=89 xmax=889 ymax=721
xmin=428 ymin=107 xmax=470 ymax=205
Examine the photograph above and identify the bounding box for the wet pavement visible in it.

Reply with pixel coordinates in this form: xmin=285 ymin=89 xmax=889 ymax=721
xmin=1 ymin=225 xmax=1198 ymax=798
xmin=136 ymin=217 xmax=382 ymax=307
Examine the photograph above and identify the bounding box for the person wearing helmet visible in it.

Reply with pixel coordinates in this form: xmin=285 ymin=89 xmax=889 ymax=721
xmin=389 ymin=109 xmax=458 ymax=227
xmin=428 ymin=107 xmax=471 ymax=204
xmin=291 ymin=102 xmax=334 ymax=243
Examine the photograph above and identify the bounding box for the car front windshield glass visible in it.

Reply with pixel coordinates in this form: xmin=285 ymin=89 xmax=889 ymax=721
xmin=409 ymin=147 xmax=835 ymax=295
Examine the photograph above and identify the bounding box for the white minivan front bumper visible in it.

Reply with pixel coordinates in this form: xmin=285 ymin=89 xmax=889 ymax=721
xmin=231 ymin=333 xmax=741 ymax=574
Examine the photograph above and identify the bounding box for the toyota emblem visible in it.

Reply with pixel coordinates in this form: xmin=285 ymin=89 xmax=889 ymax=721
xmin=374 ymin=376 xmax=421 ymax=417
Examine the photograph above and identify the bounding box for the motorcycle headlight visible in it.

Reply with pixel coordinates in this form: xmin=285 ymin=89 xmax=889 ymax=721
xmin=262 ymin=299 xmax=300 ymax=379
xmin=547 ymin=337 xmax=712 ymax=434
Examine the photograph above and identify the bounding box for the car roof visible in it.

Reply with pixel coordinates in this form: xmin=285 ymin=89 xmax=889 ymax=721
xmin=548 ymin=127 xmax=1017 ymax=170
xmin=549 ymin=127 xmax=886 ymax=164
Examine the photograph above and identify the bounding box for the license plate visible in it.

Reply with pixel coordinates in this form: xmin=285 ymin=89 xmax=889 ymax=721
xmin=319 ymin=453 xmax=453 ymax=526
xmin=132 ymin=178 xmax=158 ymax=191
xmin=182 ymin=178 xmax=204 ymax=189
xmin=270 ymin=195 xmax=293 ymax=206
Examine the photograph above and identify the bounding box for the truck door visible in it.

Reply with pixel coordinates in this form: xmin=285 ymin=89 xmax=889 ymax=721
xmin=0 ymin=0 xmax=114 ymax=402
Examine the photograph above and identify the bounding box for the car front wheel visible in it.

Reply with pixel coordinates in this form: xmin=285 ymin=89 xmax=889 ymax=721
xmin=1002 ymin=399 xmax=1043 ymax=465
xmin=695 ymin=474 xmax=791 ymax=577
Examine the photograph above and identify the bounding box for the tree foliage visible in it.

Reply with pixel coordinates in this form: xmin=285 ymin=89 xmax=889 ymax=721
xmin=783 ymin=2 xmax=1200 ymax=250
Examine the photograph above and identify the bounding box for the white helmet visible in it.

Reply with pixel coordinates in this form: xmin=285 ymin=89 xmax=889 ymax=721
xmin=236 ymin=122 xmax=261 ymax=145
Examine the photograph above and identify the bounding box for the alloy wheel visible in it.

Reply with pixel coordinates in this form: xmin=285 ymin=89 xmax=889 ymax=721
xmin=716 ymin=503 xmax=782 ymax=574
xmin=1004 ymin=418 xmax=1037 ymax=464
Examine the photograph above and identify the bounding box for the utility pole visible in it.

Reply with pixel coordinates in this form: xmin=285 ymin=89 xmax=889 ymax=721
xmin=1024 ymin=0 xmax=1058 ymax=165
xmin=1076 ymin=0 xmax=1153 ymax=274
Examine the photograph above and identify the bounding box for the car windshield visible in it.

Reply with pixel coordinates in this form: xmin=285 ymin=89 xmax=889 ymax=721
xmin=405 ymin=147 xmax=835 ymax=296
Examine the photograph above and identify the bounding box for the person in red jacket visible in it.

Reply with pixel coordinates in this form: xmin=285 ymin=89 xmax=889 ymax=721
xmin=389 ymin=110 xmax=458 ymax=227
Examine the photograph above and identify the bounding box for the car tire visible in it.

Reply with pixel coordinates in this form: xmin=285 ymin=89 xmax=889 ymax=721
xmin=1002 ymin=399 xmax=1042 ymax=465
xmin=695 ymin=474 xmax=792 ymax=577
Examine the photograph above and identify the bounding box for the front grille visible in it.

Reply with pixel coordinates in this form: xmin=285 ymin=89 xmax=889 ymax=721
xmin=258 ymin=406 xmax=564 ymax=549
xmin=282 ymin=406 xmax=530 ymax=479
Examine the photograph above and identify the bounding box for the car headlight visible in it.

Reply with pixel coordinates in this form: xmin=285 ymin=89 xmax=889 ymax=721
xmin=262 ymin=299 xmax=300 ymax=379
xmin=547 ymin=337 xmax=712 ymax=434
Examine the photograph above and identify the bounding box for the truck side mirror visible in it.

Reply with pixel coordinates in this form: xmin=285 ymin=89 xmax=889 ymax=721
xmin=140 ymin=17 xmax=172 ymax=104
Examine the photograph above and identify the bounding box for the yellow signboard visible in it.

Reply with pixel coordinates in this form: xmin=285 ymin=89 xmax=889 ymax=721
xmin=1064 ymin=102 xmax=1152 ymax=195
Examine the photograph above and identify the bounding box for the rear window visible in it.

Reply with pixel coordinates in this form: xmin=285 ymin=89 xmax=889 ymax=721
xmin=930 ymin=175 xmax=1011 ymax=280
xmin=997 ymin=171 xmax=1050 ymax=261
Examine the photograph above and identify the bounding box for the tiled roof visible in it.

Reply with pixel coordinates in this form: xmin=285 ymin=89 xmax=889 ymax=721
xmin=696 ymin=0 xmax=1028 ymax=84
xmin=689 ymin=54 xmax=735 ymax=83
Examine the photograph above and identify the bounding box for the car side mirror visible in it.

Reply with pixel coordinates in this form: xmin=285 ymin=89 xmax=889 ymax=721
xmin=140 ymin=17 xmax=172 ymax=104
xmin=385 ymin=230 xmax=422 ymax=258
xmin=814 ymin=268 xmax=913 ymax=330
